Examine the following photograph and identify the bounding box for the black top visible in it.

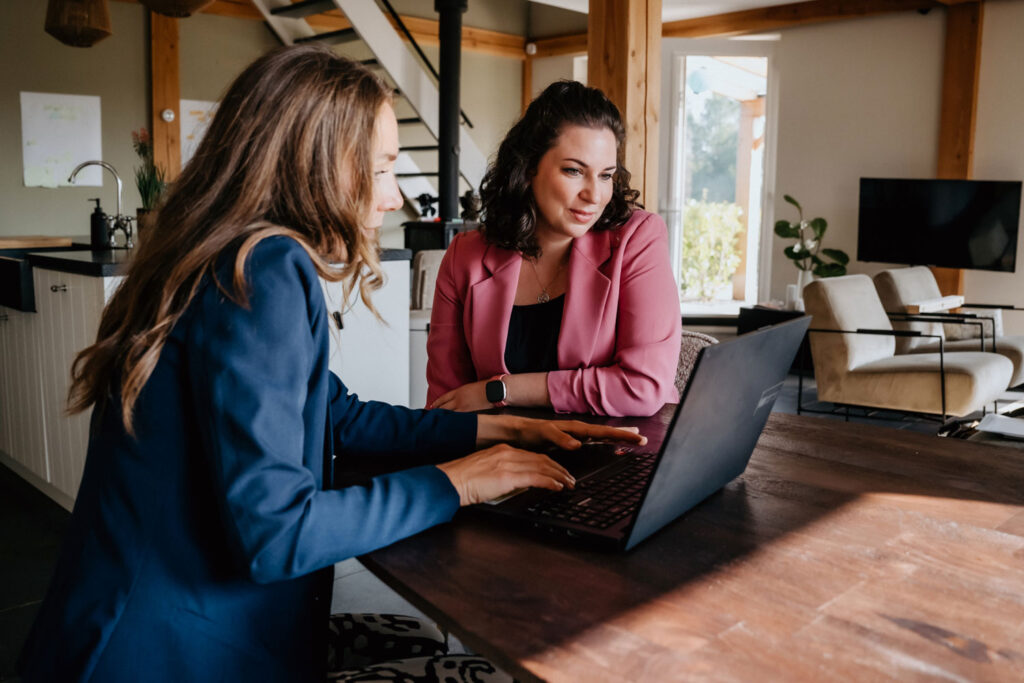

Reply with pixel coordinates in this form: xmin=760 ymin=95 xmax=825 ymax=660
xmin=504 ymin=294 xmax=565 ymax=374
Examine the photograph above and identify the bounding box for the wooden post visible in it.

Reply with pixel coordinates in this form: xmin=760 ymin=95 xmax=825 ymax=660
xmin=931 ymin=1 xmax=983 ymax=296
xmin=732 ymin=97 xmax=764 ymax=300
xmin=150 ymin=11 xmax=181 ymax=180
xmin=522 ymin=53 xmax=533 ymax=116
xmin=587 ymin=0 xmax=661 ymax=210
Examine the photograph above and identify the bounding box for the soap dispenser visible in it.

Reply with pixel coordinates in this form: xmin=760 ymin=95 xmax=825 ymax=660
xmin=89 ymin=198 xmax=109 ymax=251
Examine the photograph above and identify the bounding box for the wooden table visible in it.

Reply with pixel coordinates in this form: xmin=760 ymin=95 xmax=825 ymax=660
xmin=361 ymin=410 xmax=1024 ymax=682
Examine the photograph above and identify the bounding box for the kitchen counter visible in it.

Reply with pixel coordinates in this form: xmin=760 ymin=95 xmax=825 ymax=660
xmin=0 ymin=235 xmax=74 ymax=249
xmin=380 ymin=248 xmax=412 ymax=262
xmin=26 ymin=249 xmax=132 ymax=278
xmin=24 ymin=246 xmax=412 ymax=279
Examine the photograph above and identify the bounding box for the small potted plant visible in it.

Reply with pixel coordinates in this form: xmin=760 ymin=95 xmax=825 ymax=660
xmin=131 ymin=128 xmax=166 ymax=238
xmin=775 ymin=194 xmax=849 ymax=309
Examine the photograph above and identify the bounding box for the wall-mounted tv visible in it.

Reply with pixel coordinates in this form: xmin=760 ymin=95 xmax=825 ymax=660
xmin=857 ymin=178 xmax=1022 ymax=272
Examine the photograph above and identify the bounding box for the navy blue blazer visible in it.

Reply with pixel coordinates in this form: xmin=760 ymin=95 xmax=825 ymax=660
xmin=19 ymin=236 xmax=476 ymax=682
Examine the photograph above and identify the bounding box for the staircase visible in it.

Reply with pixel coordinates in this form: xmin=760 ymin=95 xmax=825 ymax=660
xmin=248 ymin=0 xmax=488 ymax=216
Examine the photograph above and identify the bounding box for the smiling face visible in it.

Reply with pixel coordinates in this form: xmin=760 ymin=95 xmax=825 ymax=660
xmin=529 ymin=124 xmax=618 ymax=245
xmin=364 ymin=102 xmax=403 ymax=233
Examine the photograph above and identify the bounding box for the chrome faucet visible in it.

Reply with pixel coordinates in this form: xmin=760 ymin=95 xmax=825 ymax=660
xmin=107 ymin=214 xmax=134 ymax=249
xmin=69 ymin=160 xmax=123 ymax=219
xmin=69 ymin=160 xmax=134 ymax=248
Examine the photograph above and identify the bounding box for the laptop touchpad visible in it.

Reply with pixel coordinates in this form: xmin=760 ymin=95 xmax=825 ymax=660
xmin=548 ymin=442 xmax=629 ymax=480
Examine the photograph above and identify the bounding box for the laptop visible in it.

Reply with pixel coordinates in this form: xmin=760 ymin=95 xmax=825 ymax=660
xmin=473 ymin=315 xmax=811 ymax=551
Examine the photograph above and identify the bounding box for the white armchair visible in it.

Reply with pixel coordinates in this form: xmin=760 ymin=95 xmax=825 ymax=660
xmin=803 ymin=274 xmax=1011 ymax=420
xmin=873 ymin=266 xmax=1024 ymax=386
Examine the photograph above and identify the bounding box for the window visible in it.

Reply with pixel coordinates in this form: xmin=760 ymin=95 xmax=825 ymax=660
xmin=661 ymin=39 xmax=778 ymax=316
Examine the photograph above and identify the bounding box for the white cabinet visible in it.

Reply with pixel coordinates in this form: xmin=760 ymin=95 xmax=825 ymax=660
xmin=320 ymin=259 xmax=410 ymax=406
xmin=0 ymin=269 xmax=119 ymax=507
xmin=409 ymin=309 xmax=431 ymax=409
xmin=0 ymin=305 xmax=49 ymax=484
xmin=32 ymin=268 xmax=120 ymax=500
xmin=2 ymin=256 xmax=407 ymax=508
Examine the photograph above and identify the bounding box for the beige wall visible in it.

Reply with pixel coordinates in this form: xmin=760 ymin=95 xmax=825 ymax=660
xmin=180 ymin=12 xmax=279 ymax=102
xmin=1 ymin=1 xmax=523 ymax=248
xmin=0 ymin=0 xmax=148 ymax=237
xmin=374 ymin=46 xmax=523 ymax=246
xmin=390 ymin=0 xmax=528 ymax=36
xmin=769 ymin=4 xmax=1024 ymax=335
xmin=528 ymin=4 xmax=587 ymax=38
xmin=769 ymin=11 xmax=946 ymax=300
xmin=666 ymin=6 xmax=1024 ymax=326
xmin=964 ymin=0 xmax=1024 ymax=334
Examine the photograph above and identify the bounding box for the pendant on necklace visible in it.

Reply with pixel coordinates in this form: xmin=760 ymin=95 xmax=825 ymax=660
xmin=537 ymin=291 xmax=551 ymax=304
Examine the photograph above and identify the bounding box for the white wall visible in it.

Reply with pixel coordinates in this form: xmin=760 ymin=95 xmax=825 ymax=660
xmin=965 ymin=0 xmax=1024 ymax=333
xmin=530 ymin=54 xmax=577 ymax=98
xmin=378 ymin=45 xmax=524 ymax=247
xmin=0 ymin=0 xmax=149 ymax=235
xmin=769 ymin=11 xmax=946 ymax=300
xmin=1 ymin=0 xmax=524 ymax=247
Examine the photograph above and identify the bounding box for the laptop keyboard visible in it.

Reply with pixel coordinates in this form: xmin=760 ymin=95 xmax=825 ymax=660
xmin=526 ymin=451 xmax=657 ymax=529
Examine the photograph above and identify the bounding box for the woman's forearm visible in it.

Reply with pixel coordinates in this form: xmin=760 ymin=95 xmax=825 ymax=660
xmin=504 ymin=372 xmax=551 ymax=409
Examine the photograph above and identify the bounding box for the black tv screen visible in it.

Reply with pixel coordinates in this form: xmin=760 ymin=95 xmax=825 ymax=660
xmin=857 ymin=178 xmax=1022 ymax=272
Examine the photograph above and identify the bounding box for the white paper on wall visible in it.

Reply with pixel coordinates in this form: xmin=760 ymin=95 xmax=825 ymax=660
xmin=20 ymin=92 xmax=102 ymax=188
xmin=180 ymin=99 xmax=218 ymax=168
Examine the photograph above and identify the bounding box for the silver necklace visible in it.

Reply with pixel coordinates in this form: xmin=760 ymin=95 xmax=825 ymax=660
xmin=529 ymin=258 xmax=565 ymax=304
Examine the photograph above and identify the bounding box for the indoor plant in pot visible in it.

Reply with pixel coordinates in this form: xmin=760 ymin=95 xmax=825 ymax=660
xmin=775 ymin=194 xmax=849 ymax=309
xmin=132 ymin=128 xmax=166 ymax=241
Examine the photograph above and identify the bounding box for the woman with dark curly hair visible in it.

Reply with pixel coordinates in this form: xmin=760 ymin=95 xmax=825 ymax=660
xmin=426 ymin=80 xmax=682 ymax=417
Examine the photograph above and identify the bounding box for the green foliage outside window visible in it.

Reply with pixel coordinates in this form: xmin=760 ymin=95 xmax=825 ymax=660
xmin=685 ymin=93 xmax=739 ymax=203
xmin=680 ymin=192 xmax=744 ymax=301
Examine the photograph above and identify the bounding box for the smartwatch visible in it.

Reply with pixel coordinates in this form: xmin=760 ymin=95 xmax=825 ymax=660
xmin=485 ymin=374 xmax=509 ymax=407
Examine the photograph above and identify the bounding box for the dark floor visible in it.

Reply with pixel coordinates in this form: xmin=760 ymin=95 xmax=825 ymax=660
xmin=0 ymin=462 xmax=68 ymax=682
xmin=0 ymin=372 xmax=958 ymax=680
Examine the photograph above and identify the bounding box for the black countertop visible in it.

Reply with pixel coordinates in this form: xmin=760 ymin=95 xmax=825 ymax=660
xmin=25 ymin=246 xmax=413 ymax=278
xmin=27 ymin=249 xmax=132 ymax=277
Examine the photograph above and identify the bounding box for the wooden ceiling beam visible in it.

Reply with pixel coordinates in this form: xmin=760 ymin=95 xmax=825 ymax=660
xmin=113 ymin=0 xmax=525 ymax=58
xmin=530 ymin=32 xmax=588 ymax=58
xmin=662 ymin=0 xmax=942 ymax=38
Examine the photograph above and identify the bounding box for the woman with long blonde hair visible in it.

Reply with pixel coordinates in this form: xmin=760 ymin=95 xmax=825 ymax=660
xmin=18 ymin=46 xmax=641 ymax=682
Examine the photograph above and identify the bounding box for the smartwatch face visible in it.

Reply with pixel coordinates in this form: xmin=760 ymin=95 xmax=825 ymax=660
xmin=485 ymin=379 xmax=506 ymax=404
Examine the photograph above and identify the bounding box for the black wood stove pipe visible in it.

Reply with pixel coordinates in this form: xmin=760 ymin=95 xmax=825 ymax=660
xmin=435 ymin=0 xmax=467 ymax=222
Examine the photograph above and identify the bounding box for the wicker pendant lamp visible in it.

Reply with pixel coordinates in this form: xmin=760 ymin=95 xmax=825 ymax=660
xmin=45 ymin=0 xmax=112 ymax=48
xmin=137 ymin=0 xmax=215 ymax=17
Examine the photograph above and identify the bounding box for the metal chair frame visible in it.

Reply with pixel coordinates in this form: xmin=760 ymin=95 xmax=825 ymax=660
xmin=797 ymin=327 xmax=953 ymax=423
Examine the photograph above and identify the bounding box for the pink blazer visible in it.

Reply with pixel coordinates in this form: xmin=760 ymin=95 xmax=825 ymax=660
xmin=426 ymin=210 xmax=682 ymax=416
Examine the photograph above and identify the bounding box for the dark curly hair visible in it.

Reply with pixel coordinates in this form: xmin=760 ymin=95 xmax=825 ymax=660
xmin=479 ymin=80 xmax=641 ymax=257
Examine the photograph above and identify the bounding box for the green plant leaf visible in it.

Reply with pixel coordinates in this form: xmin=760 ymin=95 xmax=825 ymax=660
xmin=821 ymin=248 xmax=849 ymax=265
xmin=774 ymin=220 xmax=799 ymax=238
xmin=810 ymin=217 xmax=827 ymax=238
xmin=810 ymin=254 xmax=824 ymax=266
xmin=783 ymin=245 xmax=806 ymax=262
xmin=783 ymin=194 xmax=802 ymax=212
xmin=813 ymin=262 xmax=847 ymax=278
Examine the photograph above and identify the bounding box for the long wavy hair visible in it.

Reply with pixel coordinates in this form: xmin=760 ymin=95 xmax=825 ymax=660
xmin=480 ymin=80 xmax=641 ymax=258
xmin=68 ymin=45 xmax=392 ymax=433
